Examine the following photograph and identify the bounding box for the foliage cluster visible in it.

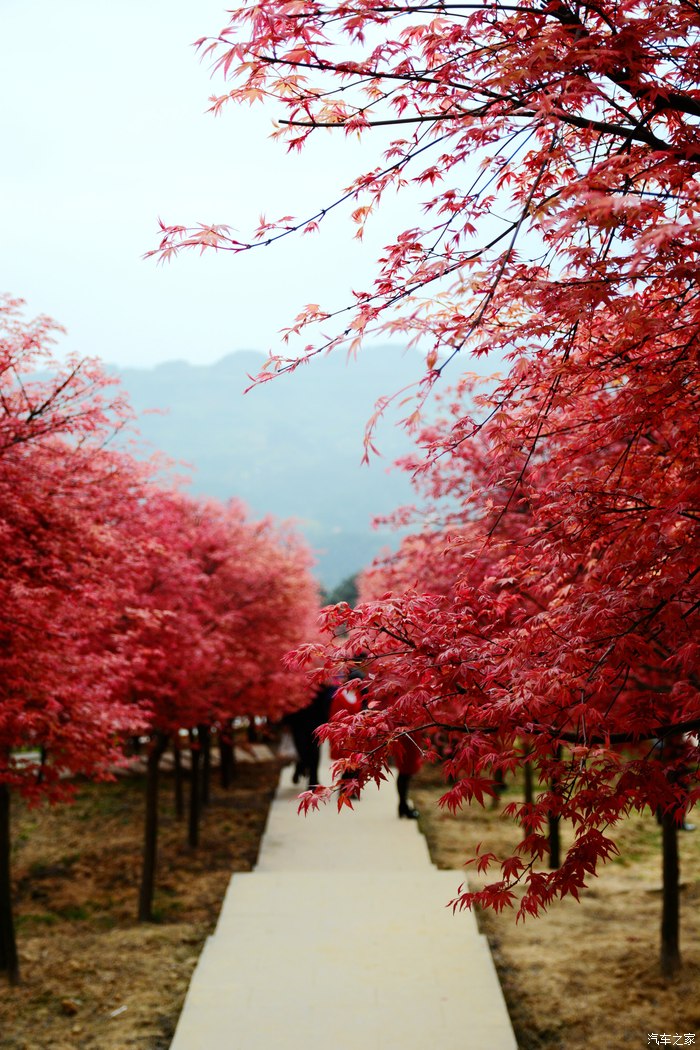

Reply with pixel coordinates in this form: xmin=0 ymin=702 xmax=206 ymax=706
xmin=0 ymin=295 xmax=320 ymax=980
xmin=153 ymin=0 xmax=700 ymax=975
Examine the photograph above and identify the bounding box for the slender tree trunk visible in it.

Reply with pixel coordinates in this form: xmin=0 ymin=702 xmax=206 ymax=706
xmin=138 ymin=732 xmax=169 ymax=923
xmin=524 ymin=760 xmax=534 ymax=807
xmin=548 ymin=811 xmax=561 ymax=870
xmin=491 ymin=767 xmax=505 ymax=809
xmin=0 ymin=784 xmax=19 ymax=984
xmin=199 ymin=724 xmax=211 ymax=807
xmin=37 ymin=747 xmax=48 ymax=786
xmin=188 ymin=731 xmax=201 ymax=850
xmin=219 ymin=726 xmax=236 ymax=789
xmin=547 ymin=747 xmax=562 ymax=870
xmin=660 ymin=811 xmax=681 ymax=978
xmin=173 ymin=740 xmax=184 ymax=821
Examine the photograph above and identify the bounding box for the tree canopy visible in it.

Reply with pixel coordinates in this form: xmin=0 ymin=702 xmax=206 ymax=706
xmin=152 ymin=0 xmax=700 ymax=972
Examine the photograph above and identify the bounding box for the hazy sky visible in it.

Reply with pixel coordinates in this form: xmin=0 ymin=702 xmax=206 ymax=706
xmin=1 ymin=0 xmax=410 ymax=369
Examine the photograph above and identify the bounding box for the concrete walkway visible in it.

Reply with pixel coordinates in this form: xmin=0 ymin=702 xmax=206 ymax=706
xmin=170 ymin=760 xmax=518 ymax=1049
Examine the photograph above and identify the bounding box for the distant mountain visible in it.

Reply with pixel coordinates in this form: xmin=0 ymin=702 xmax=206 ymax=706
xmin=114 ymin=347 xmax=425 ymax=587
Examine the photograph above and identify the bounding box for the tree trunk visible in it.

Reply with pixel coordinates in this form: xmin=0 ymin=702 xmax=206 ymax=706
xmin=491 ymin=767 xmax=505 ymax=809
xmin=548 ymin=811 xmax=561 ymax=870
xmin=37 ymin=747 xmax=48 ymax=786
xmin=547 ymin=748 xmax=562 ymax=870
xmin=660 ymin=811 xmax=681 ymax=978
xmin=199 ymin=724 xmax=211 ymax=807
xmin=524 ymin=760 xmax=534 ymax=807
xmin=0 ymin=784 xmax=19 ymax=984
xmin=188 ymin=731 xmax=201 ymax=850
xmin=173 ymin=740 xmax=184 ymax=821
xmin=137 ymin=732 xmax=169 ymax=923
xmin=219 ymin=727 xmax=236 ymax=789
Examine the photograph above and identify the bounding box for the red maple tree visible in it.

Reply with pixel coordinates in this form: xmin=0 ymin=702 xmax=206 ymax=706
xmin=0 ymin=299 xmax=148 ymax=981
xmin=153 ymin=2 xmax=700 ymax=975
xmin=308 ymin=376 xmax=698 ymax=976
xmin=189 ymin=501 xmax=319 ymax=732
xmin=181 ymin=500 xmax=319 ymax=839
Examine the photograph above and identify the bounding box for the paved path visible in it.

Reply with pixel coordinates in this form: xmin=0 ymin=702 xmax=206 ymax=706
xmin=170 ymin=759 xmax=518 ymax=1049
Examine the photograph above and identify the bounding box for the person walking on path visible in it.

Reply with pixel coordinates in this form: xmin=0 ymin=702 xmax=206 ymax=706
xmin=287 ymin=681 xmax=336 ymax=788
xmin=391 ymin=734 xmax=423 ymax=819
xmin=329 ymin=658 xmax=424 ymax=818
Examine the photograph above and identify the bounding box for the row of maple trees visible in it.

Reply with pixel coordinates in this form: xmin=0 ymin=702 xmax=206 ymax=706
xmin=152 ymin=0 xmax=700 ymax=979
xmin=0 ymin=294 xmax=320 ymax=983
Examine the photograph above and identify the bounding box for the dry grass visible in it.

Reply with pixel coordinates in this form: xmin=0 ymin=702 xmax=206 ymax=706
xmin=413 ymin=765 xmax=700 ymax=1050
xmin=0 ymin=759 xmax=282 ymax=1050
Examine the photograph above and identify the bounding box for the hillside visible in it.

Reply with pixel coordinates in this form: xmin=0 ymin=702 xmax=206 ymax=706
xmin=116 ymin=347 xmax=424 ymax=587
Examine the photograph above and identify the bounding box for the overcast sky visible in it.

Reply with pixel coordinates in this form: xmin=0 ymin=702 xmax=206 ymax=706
xmin=1 ymin=0 xmax=411 ymax=369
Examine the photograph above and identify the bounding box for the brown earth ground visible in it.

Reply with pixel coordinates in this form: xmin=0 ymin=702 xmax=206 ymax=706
xmin=412 ymin=765 xmax=700 ymax=1050
xmin=1 ymin=755 xmax=698 ymax=1050
xmin=0 ymin=755 xmax=283 ymax=1050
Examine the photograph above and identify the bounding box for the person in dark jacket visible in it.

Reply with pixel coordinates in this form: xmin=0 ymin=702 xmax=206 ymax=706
xmin=287 ymin=682 xmax=336 ymax=788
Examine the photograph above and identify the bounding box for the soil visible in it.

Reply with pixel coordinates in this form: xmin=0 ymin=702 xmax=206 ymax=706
xmin=412 ymin=765 xmax=700 ymax=1050
xmin=0 ymin=756 xmax=283 ymax=1050
xmin=1 ymin=756 xmax=698 ymax=1050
